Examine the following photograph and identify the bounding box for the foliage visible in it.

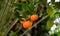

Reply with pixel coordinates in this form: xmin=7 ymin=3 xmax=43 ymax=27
xmin=0 ymin=0 xmax=60 ymax=36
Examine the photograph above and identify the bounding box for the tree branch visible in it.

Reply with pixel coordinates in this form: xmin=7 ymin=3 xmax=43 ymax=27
xmin=5 ymin=18 xmax=19 ymax=36
xmin=20 ymin=15 xmax=49 ymax=36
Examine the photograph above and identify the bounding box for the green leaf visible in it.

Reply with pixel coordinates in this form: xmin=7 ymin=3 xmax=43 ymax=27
xmin=22 ymin=11 xmax=27 ymax=18
xmin=54 ymin=12 xmax=60 ymax=17
xmin=47 ymin=7 xmax=53 ymax=15
xmin=47 ymin=4 xmax=57 ymax=19
xmin=9 ymin=31 xmax=17 ymax=36
xmin=46 ymin=19 xmax=53 ymax=29
xmin=12 ymin=3 xmax=22 ymax=10
xmin=55 ymin=2 xmax=60 ymax=9
xmin=22 ymin=3 xmax=29 ymax=12
xmin=47 ymin=4 xmax=56 ymax=16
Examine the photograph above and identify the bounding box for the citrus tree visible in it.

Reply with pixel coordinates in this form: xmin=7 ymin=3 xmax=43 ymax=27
xmin=0 ymin=0 xmax=60 ymax=36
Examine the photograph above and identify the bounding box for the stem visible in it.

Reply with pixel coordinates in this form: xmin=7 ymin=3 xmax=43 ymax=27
xmin=5 ymin=18 xmax=19 ymax=36
xmin=20 ymin=15 xmax=49 ymax=36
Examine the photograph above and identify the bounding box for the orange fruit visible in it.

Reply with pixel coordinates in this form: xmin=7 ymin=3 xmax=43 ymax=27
xmin=20 ymin=21 xmax=26 ymax=25
xmin=28 ymin=15 xmax=31 ymax=19
xmin=21 ymin=18 xmax=26 ymax=21
xmin=23 ymin=21 xmax=32 ymax=29
xmin=30 ymin=14 xmax=38 ymax=21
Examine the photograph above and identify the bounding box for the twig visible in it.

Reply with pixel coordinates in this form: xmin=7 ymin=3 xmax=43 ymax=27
xmin=20 ymin=15 xmax=49 ymax=36
xmin=5 ymin=18 xmax=19 ymax=36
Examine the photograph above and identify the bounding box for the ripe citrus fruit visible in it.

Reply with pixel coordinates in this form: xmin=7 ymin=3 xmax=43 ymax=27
xmin=30 ymin=14 xmax=38 ymax=21
xmin=21 ymin=18 xmax=26 ymax=21
xmin=20 ymin=21 xmax=26 ymax=25
xmin=28 ymin=15 xmax=31 ymax=19
xmin=23 ymin=21 xmax=32 ymax=29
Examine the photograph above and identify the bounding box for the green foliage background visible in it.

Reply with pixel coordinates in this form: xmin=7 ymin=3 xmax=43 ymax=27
xmin=0 ymin=0 xmax=60 ymax=36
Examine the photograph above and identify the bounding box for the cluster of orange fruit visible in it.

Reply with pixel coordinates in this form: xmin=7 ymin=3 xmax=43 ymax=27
xmin=20 ymin=14 xmax=38 ymax=29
